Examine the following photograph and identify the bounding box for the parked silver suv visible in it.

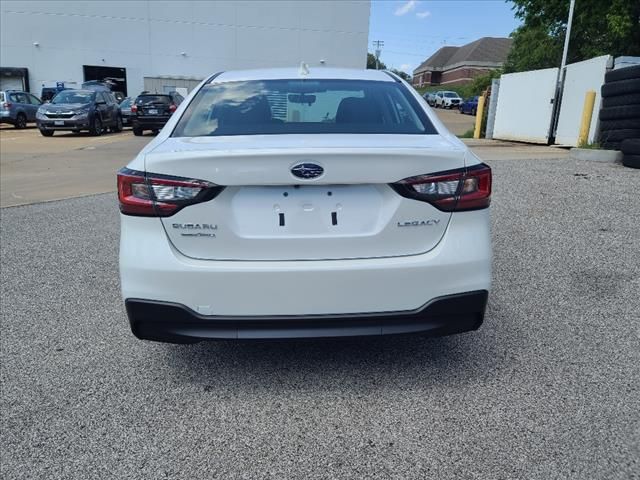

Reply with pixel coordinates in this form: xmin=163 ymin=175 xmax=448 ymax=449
xmin=0 ymin=90 xmax=43 ymax=128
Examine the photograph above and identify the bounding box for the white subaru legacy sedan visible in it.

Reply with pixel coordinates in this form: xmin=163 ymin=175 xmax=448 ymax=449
xmin=118 ymin=67 xmax=492 ymax=343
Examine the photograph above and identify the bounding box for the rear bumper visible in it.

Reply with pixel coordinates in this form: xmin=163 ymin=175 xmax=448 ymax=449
xmin=133 ymin=117 xmax=170 ymax=129
xmin=126 ymin=290 xmax=488 ymax=342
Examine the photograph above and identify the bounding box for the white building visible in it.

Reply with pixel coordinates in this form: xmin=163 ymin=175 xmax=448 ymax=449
xmin=0 ymin=0 xmax=370 ymax=98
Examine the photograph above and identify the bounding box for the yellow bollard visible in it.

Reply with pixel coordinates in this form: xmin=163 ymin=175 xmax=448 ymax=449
xmin=473 ymin=96 xmax=486 ymax=139
xmin=577 ymin=90 xmax=596 ymax=146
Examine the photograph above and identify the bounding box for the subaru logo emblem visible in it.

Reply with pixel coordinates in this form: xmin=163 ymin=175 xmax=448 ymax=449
xmin=291 ymin=163 xmax=324 ymax=179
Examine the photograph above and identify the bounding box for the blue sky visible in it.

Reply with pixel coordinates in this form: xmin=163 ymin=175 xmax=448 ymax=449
xmin=368 ymin=0 xmax=522 ymax=73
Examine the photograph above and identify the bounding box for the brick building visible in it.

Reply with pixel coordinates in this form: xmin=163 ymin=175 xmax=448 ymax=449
xmin=412 ymin=37 xmax=512 ymax=87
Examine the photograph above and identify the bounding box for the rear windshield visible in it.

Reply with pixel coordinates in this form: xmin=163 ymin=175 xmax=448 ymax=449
xmin=136 ymin=95 xmax=171 ymax=105
xmin=172 ymin=79 xmax=436 ymax=137
xmin=51 ymin=91 xmax=95 ymax=104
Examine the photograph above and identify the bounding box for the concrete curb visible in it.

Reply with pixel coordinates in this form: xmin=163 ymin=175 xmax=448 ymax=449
xmin=569 ymin=148 xmax=623 ymax=163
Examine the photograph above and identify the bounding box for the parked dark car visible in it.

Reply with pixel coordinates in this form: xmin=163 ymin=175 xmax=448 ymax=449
xmin=131 ymin=92 xmax=184 ymax=136
xmin=0 ymin=90 xmax=43 ymax=128
xmin=82 ymin=81 xmax=125 ymax=103
xmin=36 ymin=89 xmax=123 ymax=136
xmin=459 ymin=96 xmax=479 ymax=115
xmin=119 ymin=97 xmax=134 ymax=127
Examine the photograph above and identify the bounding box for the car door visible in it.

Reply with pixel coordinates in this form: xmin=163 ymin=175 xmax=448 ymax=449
xmin=107 ymin=92 xmax=119 ymax=125
xmin=26 ymin=93 xmax=42 ymax=121
xmin=97 ymin=92 xmax=111 ymax=124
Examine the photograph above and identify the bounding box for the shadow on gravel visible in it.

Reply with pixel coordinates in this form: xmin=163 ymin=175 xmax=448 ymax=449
xmin=159 ymin=319 xmax=504 ymax=392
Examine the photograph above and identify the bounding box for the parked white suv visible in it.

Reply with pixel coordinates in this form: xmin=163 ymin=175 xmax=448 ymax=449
xmin=435 ymin=91 xmax=463 ymax=109
xmin=118 ymin=68 xmax=492 ymax=342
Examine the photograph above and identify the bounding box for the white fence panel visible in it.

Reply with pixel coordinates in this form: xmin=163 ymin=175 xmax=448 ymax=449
xmin=555 ymin=55 xmax=612 ymax=146
xmin=493 ymin=68 xmax=558 ymax=144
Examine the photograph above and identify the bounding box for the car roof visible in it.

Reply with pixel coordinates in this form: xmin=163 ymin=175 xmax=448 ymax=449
xmin=212 ymin=67 xmax=396 ymax=84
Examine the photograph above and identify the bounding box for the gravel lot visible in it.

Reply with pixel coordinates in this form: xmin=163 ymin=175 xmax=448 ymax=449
xmin=1 ymin=156 xmax=639 ymax=479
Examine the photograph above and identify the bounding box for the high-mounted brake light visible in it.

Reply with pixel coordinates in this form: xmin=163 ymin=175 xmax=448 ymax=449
xmin=392 ymin=163 xmax=491 ymax=211
xmin=117 ymin=168 xmax=224 ymax=217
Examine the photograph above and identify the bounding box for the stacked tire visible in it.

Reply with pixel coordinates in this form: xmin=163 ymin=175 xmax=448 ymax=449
xmin=621 ymin=139 xmax=640 ymax=169
xmin=598 ymin=65 xmax=640 ymax=153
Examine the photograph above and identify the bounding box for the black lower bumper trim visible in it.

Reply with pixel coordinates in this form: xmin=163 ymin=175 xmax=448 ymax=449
xmin=125 ymin=291 xmax=488 ymax=343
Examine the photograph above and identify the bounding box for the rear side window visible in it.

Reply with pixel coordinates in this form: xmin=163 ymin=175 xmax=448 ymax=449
xmin=136 ymin=95 xmax=171 ymax=105
xmin=172 ymin=79 xmax=436 ymax=137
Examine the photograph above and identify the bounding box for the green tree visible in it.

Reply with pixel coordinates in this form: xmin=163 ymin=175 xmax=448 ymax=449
xmin=390 ymin=69 xmax=411 ymax=81
xmin=366 ymin=53 xmax=386 ymax=70
xmin=505 ymin=0 xmax=640 ymax=73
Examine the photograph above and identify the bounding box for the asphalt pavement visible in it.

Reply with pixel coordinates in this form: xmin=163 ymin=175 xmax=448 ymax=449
xmin=1 ymin=153 xmax=638 ymax=479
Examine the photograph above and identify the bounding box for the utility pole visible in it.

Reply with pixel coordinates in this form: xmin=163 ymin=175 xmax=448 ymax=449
xmin=372 ymin=40 xmax=384 ymax=69
xmin=548 ymin=0 xmax=576 ymax=144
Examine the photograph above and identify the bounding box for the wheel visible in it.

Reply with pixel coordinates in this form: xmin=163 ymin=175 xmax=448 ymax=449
xmin=599 ymin=105 xmax=640 ymax=121
xmin=89 ymin=117 xmax=103 ymax=136
xmin=601 ymin=78 xmax=640 ymax=98
xmin=111 ymin=115 xmax=123 ymax=133
xmin=621 ymin=139 xmax=640 ymax=155
xmin=39 ymin=128 xmax=54 ymax=137
xmin=599 ymin=118 xmax=640 ymax=131
xmin=15 ymin=113 xmax=26 ymax=129
xmin=599 ymin=128 xmax=640 ymax=144
xmin=622 ymin=154 xmax=640 ymax=168
xmin=602 ymin=93 xmax=640 ymax=108
xmin=133 ymin=126 xmax=143 ymax=136
xmin=605 ymin=65 xmax=640 ymax=83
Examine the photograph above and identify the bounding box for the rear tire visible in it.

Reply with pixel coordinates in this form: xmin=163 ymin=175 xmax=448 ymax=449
xmin=133 ymin=126 xmax=143 ymax=136
xmin=89 ymin=117 xmax=103 ymax=136
xmin=39 ymin=128 xmax=54 ymax=137
xmin=622 ymin=154 xmax=640 ymax=168
xmin=112 ymin=115 xmax=123 ymax=133
xmin=15 ymin=113 xmax=26 ymax=129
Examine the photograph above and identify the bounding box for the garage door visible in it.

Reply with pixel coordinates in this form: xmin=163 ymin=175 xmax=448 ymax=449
xmin=0 ymin=76 xmax=24 ymax=91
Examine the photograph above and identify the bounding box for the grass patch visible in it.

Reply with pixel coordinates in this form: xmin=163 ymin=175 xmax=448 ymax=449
xmin=577 ymin=141 xmax=601 ymax=149
xmin=458 ymin=129 xmax=475 ymax=138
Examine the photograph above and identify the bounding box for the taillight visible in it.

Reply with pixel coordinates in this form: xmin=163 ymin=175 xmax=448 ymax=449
xmin=131 ymin=105 xmax=137 ymax=113
xmin=169 ymin=104 xmax=177 ymax=113
xmin=392 ymin=163 xmax=491 ymax=211
xmin=2 ymin=102 xmax=11 ymax=109
xmin=117 ymin=168 xmax=224 ymax=217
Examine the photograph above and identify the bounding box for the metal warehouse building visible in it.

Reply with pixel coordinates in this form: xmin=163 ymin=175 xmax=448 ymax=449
xmin=0 ymin=0 xmax=370 ymax=98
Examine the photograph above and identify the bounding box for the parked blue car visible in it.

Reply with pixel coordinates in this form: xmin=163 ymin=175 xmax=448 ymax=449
xmin=459 ymin=96 xmax=479 ymax=115
xmin=0 ymin=90 xmax=43 ymax=128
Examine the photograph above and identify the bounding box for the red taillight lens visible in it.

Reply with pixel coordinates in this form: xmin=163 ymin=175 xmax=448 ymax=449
xmin=169 ymin=104 xmax=177 ymax=113
xmin=131 ymin=105 xmax=137 ymax=113
xmin=117 ymin=168 xmax=223 ymax=217
xmin=392 ymin=163 xmax=491 ymax=211
xmin=2 ymin=102 xmax=12 ymax=109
